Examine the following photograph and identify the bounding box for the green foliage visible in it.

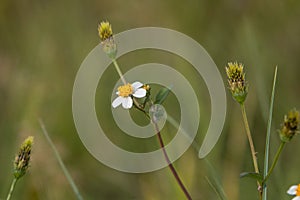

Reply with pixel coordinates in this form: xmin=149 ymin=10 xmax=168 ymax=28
xmin=262 ymin=67 xmax=278 ymax=200
xmin=154 ymin=87 xmax=171 ymax=105
xmin=240 ymin=172 xmax=263 ymax=184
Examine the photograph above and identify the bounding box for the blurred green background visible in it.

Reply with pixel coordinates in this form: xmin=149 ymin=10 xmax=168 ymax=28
xmin=1 ymin=0 xmax=300 ymax=199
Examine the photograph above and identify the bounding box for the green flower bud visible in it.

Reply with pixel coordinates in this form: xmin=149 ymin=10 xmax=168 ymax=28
xmin=98 ymin=21 xmax=117 ymax=59
xmin=279 ymin=109 xmax=299 ymax=142
xmin=14 ymin=136 xmax=34 ymax=179
xmin=225 ymin=62 xmax=248 ymax=104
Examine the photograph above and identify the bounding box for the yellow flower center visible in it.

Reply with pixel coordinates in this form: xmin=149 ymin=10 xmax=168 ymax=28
xmin=118 ymin=84 xmax=133 ymax=97
xmin=297 ymin=184 xmax=300 ymax=196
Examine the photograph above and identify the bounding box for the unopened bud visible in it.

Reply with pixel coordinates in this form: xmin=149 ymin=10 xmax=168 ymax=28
xmin=98 ymin=21 xmax=117 ymax=59
xmin=14 ymin=136 xmax=34 ymax=179
xmin=279 ymin=109 xmax=299 ymax=142
xmin=226 ymin=62 xmax=248 ymax=104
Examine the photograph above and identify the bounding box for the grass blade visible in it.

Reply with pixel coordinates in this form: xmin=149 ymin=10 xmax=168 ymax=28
xmin=39 ymin=119 xmax=84 ymax=200
xmin=262 ymin=66 xmax=278 ymax=200
xmin=204 ymin=159 xmax=228 ymax=200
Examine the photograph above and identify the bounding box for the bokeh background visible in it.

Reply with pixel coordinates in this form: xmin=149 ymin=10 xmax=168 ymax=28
xmin=1 ymin=0 xmax=300 ymax=199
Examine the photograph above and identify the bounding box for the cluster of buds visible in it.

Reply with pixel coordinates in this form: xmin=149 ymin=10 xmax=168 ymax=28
xmin=14 ymin=136 xmax=34 ymax=179
xmin=225 ymin=62 xmax=248 ymax=104
xmin=279 ymin=109 xmax=299 ymax=142
xmin=98 ymin=21 xmax=117 ymax=59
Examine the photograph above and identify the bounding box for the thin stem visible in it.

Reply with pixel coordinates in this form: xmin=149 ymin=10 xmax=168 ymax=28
xmin=39 ymin=119 xmax=84 ymax=200
xmin=112 ymin=59 xmax=126 ymax=85
xmin=240 ymin=103 xmax=260 ymax=174
xmin=132 ymin=98 xmax=150 ymax=119
xmin=263 ymin=142 xmax=285 ymax=184
xmin=6 ymin=178 xmax=18 ymax=200
xmin=111 ymin=58 xmax=191 ymax=199
xmin=153 ymin=122 xmax=192 ymax=200
xmin=240 ymin=103 xmax=261 ymax=198
xmin=132 ymin=98 xmax=192 ymax=199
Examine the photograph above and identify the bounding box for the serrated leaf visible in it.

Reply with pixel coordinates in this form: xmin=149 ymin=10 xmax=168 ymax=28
xmin=154 ymin=87 xmax=171 ymax=104
xmin=240 ymin=172 xmax=263 ymax=183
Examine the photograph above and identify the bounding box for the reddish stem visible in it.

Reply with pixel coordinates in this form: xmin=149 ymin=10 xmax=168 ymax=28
xmin=154 ymin=123 xmax=192 ymax=200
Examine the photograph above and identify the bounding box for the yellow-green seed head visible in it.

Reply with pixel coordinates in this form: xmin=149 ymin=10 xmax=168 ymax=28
xmin=14 ymin=136 xmax=34 ymax=179
xmin=225 ymin=62 xmax=248 ymax=104
xmin=98 ymin=21 xmax=113 ymax=41
xmin=97 ymin=21 xmax=117 ymax=59
xmin=279 ymin=109 xmax=299 ymax=142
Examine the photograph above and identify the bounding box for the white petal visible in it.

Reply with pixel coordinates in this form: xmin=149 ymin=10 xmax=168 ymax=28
xmin=122 ymin=97 xmax=133 ymax=109
xmin=132 ymin=81 xmax=143 ymax=89
xmin=287 ymin=185 xmax=298 ymax=195
xmin=112 ymin=96 xmax=123 ymax=108
xmin=292 ymin=197 xmax=300 ymax=200
xmin=133 ymin=88 xmax=146 ymax=98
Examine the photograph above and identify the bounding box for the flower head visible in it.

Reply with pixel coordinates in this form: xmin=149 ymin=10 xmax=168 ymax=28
xmin=98 ymin=21 xmax=113 ymax=41
xmin=287 ymin=184 xmax=300 ymax=200
xmin=279 ymin=109 xmax=299 ymax=142
xmin=225 ymin=62 xmax=248 ymax=104
xmin=14 ymin=136 xmax=34 ymax=179
xmin=98 ymin=21 xmax=117 ymax=59
xmin=112 ymin=81 xmax=146 ymax=109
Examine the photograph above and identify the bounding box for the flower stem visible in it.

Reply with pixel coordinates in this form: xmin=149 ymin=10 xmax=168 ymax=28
xmin=112 ymin=59 xmax=126 ymax=85
xmin=153 ymin=122 xmax=192 ymax=200
xmin=111 ymin=58 xmax=191 ymax=199
xmin=6 ymin=178 xmax=18 ymax=200
xmin=263 ymin=142 xmax=285 ymax=184
xmin=240 ymin=103 xmax=262 ymax=198
xmin=132 ymin=98 xmax=150 ymax=119
xmin=240 ymin=103 xmax=260 ymax=174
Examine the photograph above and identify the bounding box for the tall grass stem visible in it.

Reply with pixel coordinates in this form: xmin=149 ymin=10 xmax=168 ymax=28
xmin=39 ymin=119 xmax=84 ymax=200
xmin=262 ymin=66 xmax=278 ymax=200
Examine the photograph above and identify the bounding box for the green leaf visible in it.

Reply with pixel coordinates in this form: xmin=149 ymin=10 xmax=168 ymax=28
xmin=154 ymin=87 xmax=171 ymax=104
xmin=240 ymin=172 xmax=263 ymax=183
xmin=263 ymin=66 xmax=278 ymax=200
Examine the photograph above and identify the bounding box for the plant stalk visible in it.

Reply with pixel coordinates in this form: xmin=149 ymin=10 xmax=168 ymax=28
xmin=240 ymin=103 xmax=261 ymax=198
xmin=112 ymin=59 xmax=126 ymax=85
xmin=153 ymin=122 xmax=192 ymax=200
xmin=240 ymin=103 xmax=260 ymax=174
xmin=6 ymin=178 xmax=18 ymax=200
xmin=263 ymin=142 xmax=285 ymax=184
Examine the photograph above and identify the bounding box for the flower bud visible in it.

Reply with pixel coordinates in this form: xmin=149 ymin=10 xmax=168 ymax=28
xmin=225 ymin=62 xmax=248 ymax=104
xmin=98 ymin=21 xmax=117 ymax=59
xmin=14 ymin=136 xmax=34 ymax=179
xmin=279 ymin=109 xmax=299 ymax=142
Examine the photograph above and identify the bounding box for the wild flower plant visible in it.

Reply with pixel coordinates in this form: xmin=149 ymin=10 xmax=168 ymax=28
xmin=4 ymin=21 xmax=299 ymax=200
xmin=6 ymin=136 xmax=34 ymax=200
xmin=98 ymin=21 xmax=192 ymax=200
xmin=226 ymin=62 xmax=299 ymax=200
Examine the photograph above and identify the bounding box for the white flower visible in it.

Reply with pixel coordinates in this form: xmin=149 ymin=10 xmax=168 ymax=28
xmin=112 ymin=81 xmax=146 ymax=109
xmin=287 ymin=184 xmax=300 ymax=200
